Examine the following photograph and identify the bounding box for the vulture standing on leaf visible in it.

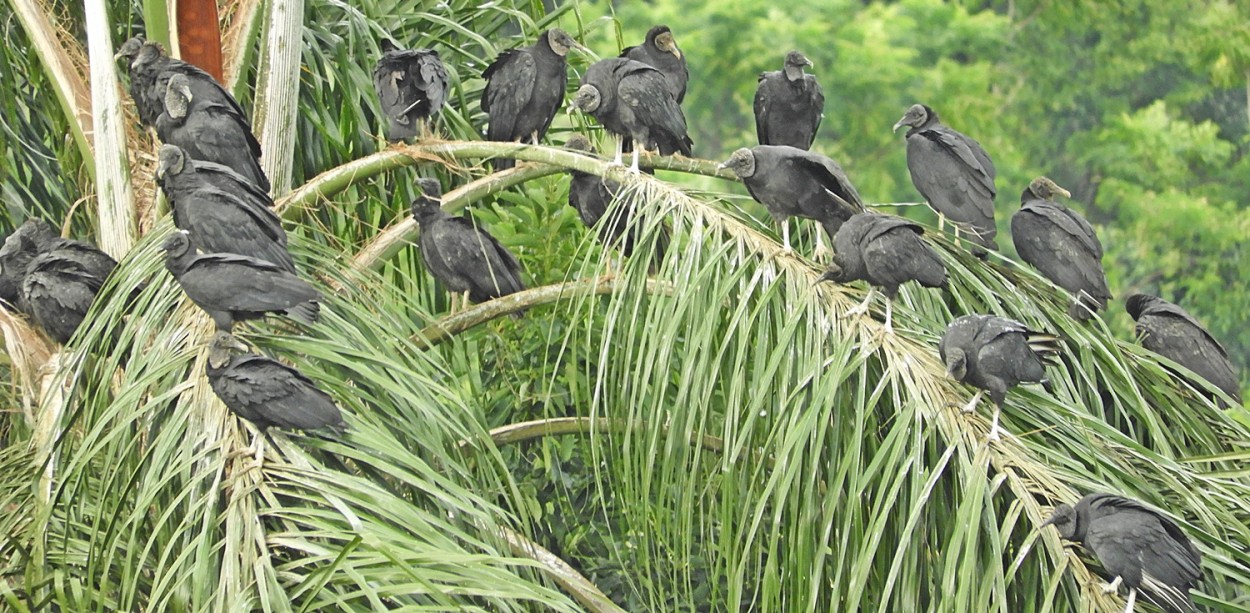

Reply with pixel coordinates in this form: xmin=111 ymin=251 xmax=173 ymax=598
xmin=1044 ymin=493 xmax=1202 ymax=613
xmin=162 ymin=231 xmax=319 ymax=331
xmin=894 ymin=103 xmax=998 ymax=254
xmin=118 ymin=38 xmax=249 ymax=129
xmin=570 ymin=57 xmax=693 ymax=173
xmin=818 ymin=212 xmax=946 ymax=333
xmin=207 ymin=332 xmax=344 ymax=432
xmin=619 ymin=25 xmax=688 ymax=104
xmin=1011 ymin=176 xmax=1111 ymax=320
xmin=1126 ymin=293 xmax=1241 ymax=405
xmin=565 ymin=135 xmax=667 ymax=263
xmin=21 ymin=237 xmax=119 ymax=344
xmin=373 ymin=38 xmax=448 ymax=141
xmin=939 ymin=314 xmax=1060 ymax=440
xmin=754 ymin=50 xmax=823 ymax=150
xmin=717 ymin=145 xmax=863 ymax=252
xmin=157 ymin=73 xmax=270 ymax=192
xmin=0 ymin=219 xmax=60 ymax=312
xmin=481 ymin=28 xmax=584 ymax=169
xmin=156 ymin=145 xmax=293 ymax=272
xmin=411 ymin=179 xmax=526 ymax=306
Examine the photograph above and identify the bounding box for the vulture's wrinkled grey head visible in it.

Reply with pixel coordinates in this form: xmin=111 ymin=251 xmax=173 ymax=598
xmin=817 ymin=257 xmax=847 ymax=285
xmin=132 ymin=42 xmax=164 ymax=70
xmin=164 ymin=73 xmax=193 ymax=119
xmin=943 ymin=347 xmax=968 ymax=381
xmin=1124 ymin=293 xmax=1160 ymax=321
xmin=569 ymin=85 xmax=602 ymax=114
xmin=718 ymin=148 xmax=757 ymax=179
xmin=208 ymin=331 xmax=248 ymax=369
xmin=546 ymin=28 xmax=585 ymax=57
xmin=892 ymin=103 xmax=932 ymax=133
xmin=161 ymin=230 xmax=193 ymax=257
xmin=115 ymin=36 xmax=145 ymax=62
xmin=1025 ymin=176 xmax=1072 ymax=203
xmin=650 ymin=26 xmax=681 ymax=59
xmin=410 ymin=178 xmax=444 ymax=218
xmin=1042 ymin=503 xmax=1079 ymax=540
xmin=156 ymin=145 xmax=188 ymax=181
xmin=565 ymin=134 xmax=594 ymax=154
xmin=783 ymin=50 xmax=812 ymax=80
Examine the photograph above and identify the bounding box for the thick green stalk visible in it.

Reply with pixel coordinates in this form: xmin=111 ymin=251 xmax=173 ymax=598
xmin=141 ymin=0 xmax=171 ymax=48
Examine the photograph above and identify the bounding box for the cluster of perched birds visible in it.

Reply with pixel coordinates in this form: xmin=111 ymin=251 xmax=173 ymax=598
xmin=0 ymin=25 xmax=1236 ymax=612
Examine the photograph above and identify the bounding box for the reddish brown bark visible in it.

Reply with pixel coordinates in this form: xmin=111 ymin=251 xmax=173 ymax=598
xmin=175 ymin=0 xmax=224 ymax=81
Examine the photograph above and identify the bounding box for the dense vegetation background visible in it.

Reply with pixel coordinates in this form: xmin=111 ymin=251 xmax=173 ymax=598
xmin=0 ymin=0 xmax=1247 ymax=611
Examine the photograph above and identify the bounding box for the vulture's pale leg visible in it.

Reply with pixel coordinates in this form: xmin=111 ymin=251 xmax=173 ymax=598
xmin=1101 ymin=576 xmax=1122 ymax=594
xmin=530 ymin=131 xmax=540 ymax=145
xmin=959 ymin=390 xmax=984 ymax=414
xmin=628 ymin=142 xmax=642 ymax=174
xmin=1122 ymin=587 xmax=1136 ymax=613
xmin=844 ymin=287 xmax=877 ymax=318
xmin=813 ymin=230 xmax=831 ymax=260
xmin=882 ymin=298 xmax=895 ymax=336
xmin=611 ymin=138 xmax=624 ymax=166
xmin=987 ymin=406 xmax=1002 ymax=441
xmin=781 ymin=222 xmax=792 ymax=253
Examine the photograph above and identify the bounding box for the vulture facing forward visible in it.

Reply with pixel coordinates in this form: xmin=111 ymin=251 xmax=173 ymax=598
xmin=939 ymin=314 xmax=1060 ymax=440
xmin=819 ymin=212 xmax=946 ymax=333
xmin=754 ymin=50 xmax=824 ymax=150
xmin=162 ymin=231 xmax=319 ymax=331
xmin=1126 ymin=293 xmax=1241 ymax=405
xmin=620 ymin=25 xmax=688 ymax=104
xmin=157 ymin=73 xmax=270 ymax=192
xmin=156 ymin=145 xmax=293 ymax=272
xmin=894 ymin=103 xmax=998 ymax=254
xmin=718 ymin=145 xmax=863 ymax=252
xmin=481 ymin=28 xmax=585 ymax=169
xmin=1045 ymin=493 xmax=1202 ymax=613
xmin=570 ymin=57 xmax=693 ymax=173
xmin=373 ymin=38 xmax=448 ymax=141
xmin=1011 ymin=176 xmax=1111 ymax=320
xmin=411 ymin=179 xmax=526 ymax=306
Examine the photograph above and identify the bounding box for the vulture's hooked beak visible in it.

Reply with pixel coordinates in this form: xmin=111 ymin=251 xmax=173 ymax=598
xmin=891 ymin=119 xmax=906 ymax=134
xmin=1056 ymin=186 xmax=1072 ymax=199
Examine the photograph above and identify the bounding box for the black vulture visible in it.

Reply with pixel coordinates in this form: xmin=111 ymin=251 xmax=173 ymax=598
xmin=481 ymin=28 xmax=585 ymax=170
xmin=20 ymin=237 xmax=119 ymax=344
xmin=1011 ymin=176 xmax=1111 ymax=320
xmin=717 ymin=145 xmax=863 ymax=252
xmin=620 ymin=25 xmax=688 ymax=104
xmin=569 ymin=57 xmax=693 ymax=173
xmin=207 ymin=332 xmax=344 ymax=432
xmin=939 ymin=314 xmax=1060 ymax=440
xmin=410 ymin=179 xmax=526 ymax=307
xmin=1126 ymin=293 xmax=1241 ymax=405
xmin=156 ymin=145 xmax=293 ymax=272
xmin=818 ymin=212 xmax=946 ymax=333
xmin=0 ymin=219 xmax=59 ymax=312
xmin=1044 ymin=493 xmax=1202 ymax=613
xmin=564 ymin=135 xmax=667 ymax=264
xmin=373 ymin=38 xmax=448 ymax=141
xmin=121 ymin=38 xmax=248 ymax=129
xmin=161 ymin=231 xmax=319 ymax=331
xmin=157 ymin=74 xmax=270 ymax=192
xmin=894 ymin=103 xmax=998 ymax=254
xmin=754 ymin=50 xmax=823 ymax=150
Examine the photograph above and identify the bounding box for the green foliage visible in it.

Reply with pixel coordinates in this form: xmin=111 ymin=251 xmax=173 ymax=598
xmin=3 ymin=0 xmax=1250 ymax=610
